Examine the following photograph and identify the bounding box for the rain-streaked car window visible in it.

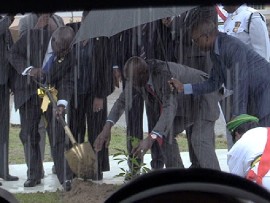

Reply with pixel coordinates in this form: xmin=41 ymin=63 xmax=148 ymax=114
xmin=1 ymin=3 xmax=270 ymax=203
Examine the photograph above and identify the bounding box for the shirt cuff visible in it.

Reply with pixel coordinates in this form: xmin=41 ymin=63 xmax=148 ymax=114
xmin=57 ymin=100 xmax=68 ymax=108
xmin=22 ymin=66 xmax=33 ymax=76
xmin=113 ymin=65 xmax=119 ymax=69
xmin=106 ymin=119 xmax=115 ymax=125
xmin=150 ymin=131 xmax=163 ymax=146
xmin=151 ymin=131 xmax=163 ymax=138
xmin=183 ymin=84 xmax=193 ymax=94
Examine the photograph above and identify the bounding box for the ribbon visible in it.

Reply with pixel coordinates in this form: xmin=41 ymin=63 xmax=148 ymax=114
xmin=37 ymin=86 xmax=58 ymax=112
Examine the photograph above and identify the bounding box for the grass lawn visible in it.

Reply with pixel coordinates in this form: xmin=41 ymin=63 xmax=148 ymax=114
xmin=9 ymin=125 xmax=227 ymax=164
xmin=9 ymin=125 xmax=227 ymax=202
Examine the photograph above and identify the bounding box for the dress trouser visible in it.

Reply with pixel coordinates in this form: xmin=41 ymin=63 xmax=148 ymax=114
xmin=44 ymin=103 xmax=74 ymax=184
xmin=187 ymin=115 xmax=221 ymax=170
xmin=38 ymin=116 xmax=47 ymax=162
xmin=19 ymin=95 xmax=43 ymax=180
xmin=69 ymin=94 xmax=110 ymax=175
xmin=23 ymin=116 xmax=46 ymax=174
xmin=220 ymin=96 xmax=234 ymax=150
xmin=0 ymin=84 xmax=11 ymax=177
xmin=146 ymin=95 xmax=184 ymax=169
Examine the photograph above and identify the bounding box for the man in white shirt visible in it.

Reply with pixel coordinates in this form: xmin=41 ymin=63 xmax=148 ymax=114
xmin=227 ymin=114 xmax=270 ymax=191
xmin=222 ymin=4 xmax=270 ymax=61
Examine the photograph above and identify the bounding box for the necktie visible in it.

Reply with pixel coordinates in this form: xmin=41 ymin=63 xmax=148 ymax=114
xmin=145 ymin=84 xmax=156 ymax=97
xmin=43 ymin=52 xmax=55 ymax=73
xmin=145 ymin=84 xmax=163 ymax=113
xmin=140 ymin=24 xmax=147 ymax=59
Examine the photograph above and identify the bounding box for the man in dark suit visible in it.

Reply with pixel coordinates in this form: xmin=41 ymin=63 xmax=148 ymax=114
xmin=0 ymin=15 xmax=19 ymax=185
xmin=94 ymin=57 xmax=221 ymax=171
xmin=68 ymin=11 xmax=114 ymax=180
xmin=18 ymin=13 xmax=65 ymax=175
xmin=169 ymin=17 xmax=270 ymax=128
xmin=8 ymin=26 xmax=74 ymax=191
xmin=175 ymin=9 xmax=218 ymax=168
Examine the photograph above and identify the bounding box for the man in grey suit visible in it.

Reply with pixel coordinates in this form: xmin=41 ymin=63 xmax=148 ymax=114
xmin=169 ymin=17 xmax=270 ymax=128
xmin=94 ymin=56 xmax=221 ymax=171
xmin=0 ymin=15 xmax=19 ymax=185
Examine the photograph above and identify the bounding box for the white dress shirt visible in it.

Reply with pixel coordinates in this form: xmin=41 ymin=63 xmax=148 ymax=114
xmin=224 ymin=4 xmax=270 ymax=61
xmin=227 ymin=127 xmax=270 ymax=190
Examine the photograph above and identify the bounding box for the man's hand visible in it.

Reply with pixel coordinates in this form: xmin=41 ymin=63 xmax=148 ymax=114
xmin=113 ymin=68 xmax=122 ymax=88
xmin=94 ymin=122 xmax=112 ymax=152
xmin=29 ymin=68 xmax=44 ymax=81
xmin=131 ymin=136 xmax=154 ymax=159
xmin=93 ymin=97 xmax=104 ymax=112
xmin=168 ymin=78 xmax=184 ymax=93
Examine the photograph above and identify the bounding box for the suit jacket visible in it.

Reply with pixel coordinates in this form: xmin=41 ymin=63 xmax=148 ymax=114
xmin=71 ymin=21 xmax=113 ymax=98
xmin=111 ymin=22 xmax=158 ymax=71
xmin=108 ymin=59 xmax=220 ymax=137
xmin=192 ymin=32 xmax=270 ymax=119
xmin=0 ymin=16 xmax=13 ymax=85
xmin=8 ymin=29 xmax=74 ymax=110
xmin=18 ymin=13 xmax=64 ymax=37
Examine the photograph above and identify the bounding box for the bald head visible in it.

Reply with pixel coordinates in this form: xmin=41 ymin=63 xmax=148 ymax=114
xmin=124 ymin=56 xmax=149 ymax=88
xmin=51 ymin=26 xmax=75 ymax=57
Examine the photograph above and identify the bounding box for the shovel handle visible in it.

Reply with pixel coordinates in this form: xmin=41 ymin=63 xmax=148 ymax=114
xmin=63 ymin=125 xmax=77 ymax=145
xmin=32 ymin=79 xmax=78 ymax=145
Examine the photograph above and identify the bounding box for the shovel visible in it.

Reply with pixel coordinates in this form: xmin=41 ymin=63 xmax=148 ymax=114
xmin=35 ymin=80 xmax=97 ymax=179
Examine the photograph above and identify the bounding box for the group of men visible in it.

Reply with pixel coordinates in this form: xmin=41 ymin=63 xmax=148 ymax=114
xmin=1 ymin=4 xmax=270 ymax=192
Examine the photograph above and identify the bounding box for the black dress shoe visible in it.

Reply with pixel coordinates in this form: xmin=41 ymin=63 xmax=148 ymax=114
xmin=62 ymin=180 xmax=72 ymax=192
xmin=24 ymin=179 xmax=41 ymax=187
xmin=0 ymin=174 xmax=19 ymax=181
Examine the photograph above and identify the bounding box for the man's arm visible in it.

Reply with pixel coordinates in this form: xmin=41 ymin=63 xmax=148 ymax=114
xmin=249 ymin=13 xmax=270 ymax=61
xmin=0 ymin=15 xmax=14 ymax=36
xmin=107 ymin=90 xmax=126 ymax=124
xmin=94 ymin=90 xmax=127 ymax=152
xmin=8 ymin=33 xmax=29 ymax=74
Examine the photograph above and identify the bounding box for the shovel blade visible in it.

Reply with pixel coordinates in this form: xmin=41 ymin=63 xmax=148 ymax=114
xmin=65 ymin=142 xmax=96 ymax=179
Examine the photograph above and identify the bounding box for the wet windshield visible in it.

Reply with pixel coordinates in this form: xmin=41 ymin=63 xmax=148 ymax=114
xmin=1 ymin=4 xmax=270 ymax=203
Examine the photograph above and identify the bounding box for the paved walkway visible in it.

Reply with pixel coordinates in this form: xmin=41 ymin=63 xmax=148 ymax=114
xmin=0 ymin=149 xmax=229 ymax=194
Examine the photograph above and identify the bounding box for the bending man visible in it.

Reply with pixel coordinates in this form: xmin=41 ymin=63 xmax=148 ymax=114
xmin=94 ymin=56 xmax=221 ymax=171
